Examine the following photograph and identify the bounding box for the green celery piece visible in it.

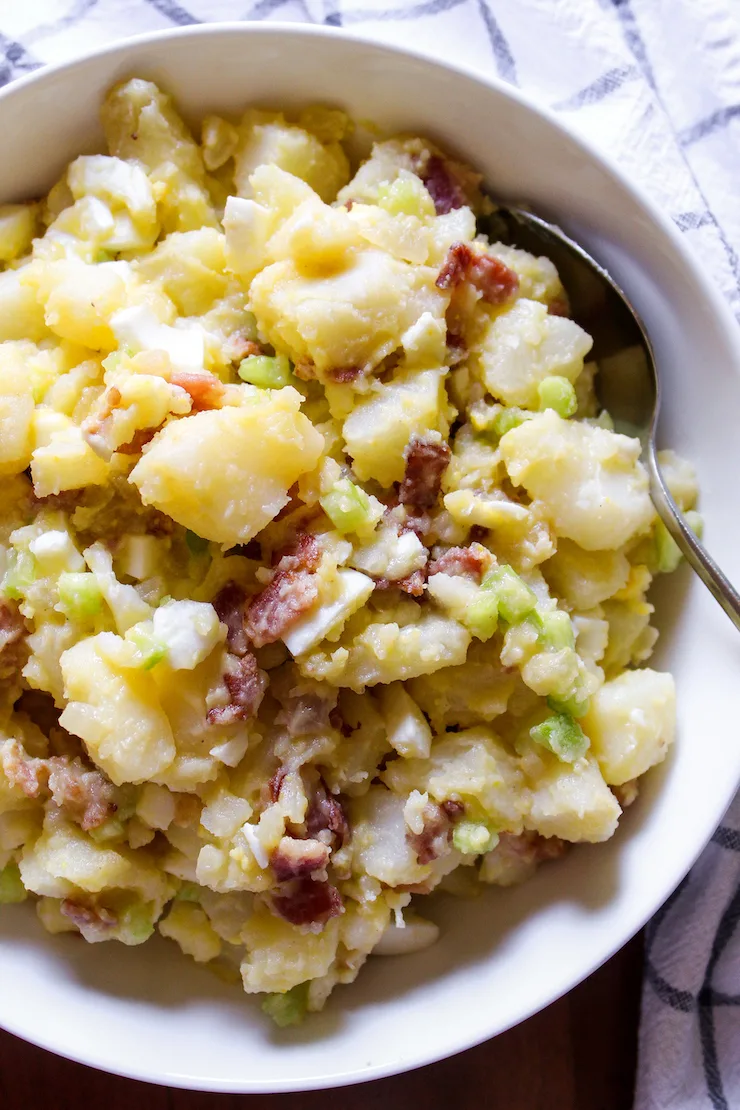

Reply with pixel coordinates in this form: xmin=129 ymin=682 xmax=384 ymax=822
xmin=492 ymin=407 xmax=526 ymax=438
xmin=465 ymin=589 xmax=499 ymax=641
xmin=127 ymin=625 xmax=167 ymax=670
xmin=547 ymin=693 xmax=589 ymax=719
xmin=530 ymin=711 xmax=589 ymax=763
xmin=0 ymin=862 xmax=27 ymax=904
xmin=175 ymin=881 xmax=202 ymax=903
xmin=452 ymin=821 xmax=499 ymax=855
xmin=1 ymin=550 xmax=36 ymax=601
xmin=238 ymin=354 xmax=293 ymax=389
xmin=537 ymin=375 xmax=577 ymax=418
xmin=320 ymin=478 xmax=372 ymax=534
xmin=262 ymin=982 xmax=310 ymax=1028
xmin=119 ymin=901 xmax=156 ymax=944
xmin=377 ymin=178 xmax=435 ymax=219
xmin=538 ymin=609 xmax=575 ymax=651
xmin=57 ymin=571 xmax=103 ymax=621
xmin=654 ymin=520 xmax=682 ymax=574
xmin=484 ymin=564 xmax=537 ymax=624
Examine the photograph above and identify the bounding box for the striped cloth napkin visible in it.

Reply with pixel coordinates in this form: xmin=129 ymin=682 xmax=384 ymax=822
xmin=1 ymin=3 xmax=739 ymax=1106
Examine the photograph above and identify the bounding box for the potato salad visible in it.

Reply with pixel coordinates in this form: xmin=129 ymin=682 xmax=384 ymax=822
xmin=0 ymin=79 xmax=699 ymax=1026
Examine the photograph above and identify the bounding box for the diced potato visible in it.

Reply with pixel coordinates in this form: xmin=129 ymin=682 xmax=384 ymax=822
xmin=349 ymin=786 xmax=431 ymax=887
xmin=129 ymin=388 xmax=324 ymax=546
xmin=240 ymin=905 xmax=340 ymax=993
xmin=249 ymin=249 xmax=447 ymax=377
xmin=67 ymin=155 xmax=158 ymax=252
xmin=0 ymin=204 xmax=38 ymax=263
xmin=59 ymin=633 xmax=175 ymax=784
xmin=543 ymin=539 xmax=631 ymax=609
xmin=0 ymin=344 xmax=35 ymax=475
xmin=234 ymin=110 xmax=349 ymax=203
xmin=134 ymin=229 xmax=229 ymax=316
xmin=525 ymin=750 xmax=620 ymax=842
xmin=23 ymin=259 xmax=132 ymax=350
xmin=0 ymin=269 xmax=50 ymax=342
xmin=408 ymin=639 xmax=517 ymax=732
xmin=475 ymin=299 xmax=592 ymax=408
xmin=383 ymin=726 xmax=526 ymax=830
xmin=500 ymin=410 xmax=654 ymax=550
xmin=343 ymin=369 xmax=452 ymax=487
xmin=583 ymin=668 xmax=675 ymax=785
xmin=377 ymin=683 xmax=432 ymax=759
xmin=159 ymin=902 xmax=222 ymax=962
xmin=31 ymin=408 xmax=110 ymax=497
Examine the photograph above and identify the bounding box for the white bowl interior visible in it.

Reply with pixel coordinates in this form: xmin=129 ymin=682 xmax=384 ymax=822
xmin=1 ymin=25 xmax=739 ymax=1093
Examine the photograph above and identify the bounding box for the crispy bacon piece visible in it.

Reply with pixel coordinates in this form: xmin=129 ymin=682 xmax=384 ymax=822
xmin=224 ymin=334 xmax=264 ymax=362
xmin=422 ymin=156 xmax=466 ymax=215
xmin=212 ymin=581 xmax=248 ymax=657
xmin=436 ymin=241 xmax=519 ymax=305
xmin=374 ymin=569 xmax=427 ymax=597
xmin=428 ymin=545 xmax=486 ymax=582
xmin=326 ymin=365 xmax=362 ymax=384
xmin=47 ymin=758 xmax=117 ymax=831
xmin=207 ymin=652 xmax=267 ymax=725
xmin=0 ymin=601 xmax=26 ymax=678
xmin=271 ymin=876 xmax=343 ymax=929
xmin=407 ymin=801 xmax=454 ymax=865
xmin=441 ymin=799 xmax=465 ymax=821
xmin=60 ymin=899 xmax=117 ymax=939
xmin=268 ymin=766 xmax=288 ymax=803
xmin=1 ymin=740 xmax=48 ymax=799
xmin=398 ymin=435 xmax=451 ymax=511
xmin=246 ymin=534 xmax=321 ymax=648
xmin=170 ymin=372 xmax=225 ymax=410
xmin=270 ymin=837 xmax=330 ymax=882
xmin=305 ymin=781 xmax=349 ymax=848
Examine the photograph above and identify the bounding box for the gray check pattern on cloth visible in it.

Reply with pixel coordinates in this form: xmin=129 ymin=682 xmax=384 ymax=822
xmin=1 ymin=2 xmax=739 ymax=1107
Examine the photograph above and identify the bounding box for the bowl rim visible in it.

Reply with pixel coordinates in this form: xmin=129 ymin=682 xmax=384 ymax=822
xmin=0 ymin=19 xmax=739 ymax=1094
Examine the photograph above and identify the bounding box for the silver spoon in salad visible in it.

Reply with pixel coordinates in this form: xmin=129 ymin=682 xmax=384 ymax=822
xmin=482 ymin=206 xmax=740 ymax=631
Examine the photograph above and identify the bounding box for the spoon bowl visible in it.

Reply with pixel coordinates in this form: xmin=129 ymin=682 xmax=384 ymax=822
xmin=486 ymin=206 xmax=740 ymax=629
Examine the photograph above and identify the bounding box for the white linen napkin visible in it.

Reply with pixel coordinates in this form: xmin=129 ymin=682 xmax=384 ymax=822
xmin=1 ymin=3 xmax=739 ymax=1107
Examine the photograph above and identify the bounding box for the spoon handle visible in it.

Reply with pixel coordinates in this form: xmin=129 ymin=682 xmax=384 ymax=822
xmin=647 ymin=442 xmax=740 ymax=630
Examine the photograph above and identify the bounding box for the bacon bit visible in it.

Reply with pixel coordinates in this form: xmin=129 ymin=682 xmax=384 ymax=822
xmin=548 ymin=296 xmax=570 ymax=317
xmin=399 ymin=511 xmax=432 ymax=540
xmin=441 ymin=799 xmax=465 ymax=821
xmin=0 ymin=740 xmax=48 ymax=799
xmin=428 ymin=545 xmax=486 ymax=582
xmin=305 ymin=781 xmax=349 ymax=848
xmin=116 ymin=425 xmax=162 ymax=455
xmin=398 ymin=435 xmax=451 ymax=511
xmin=374 ymin=568 xmax=427 ymax=597
xmin=326 ymin=365 xmax=362 ymax=384
xmin=270 ymin=837 xmax=330 ymax=882
xmin=170 ymin=372 xmax=225 ymax=411
xmin=344 ymin=198 xmax=359 ymax=211
xmin=271 ymin=876 xmax=343 ymax=929
xmin=246 ymin=534 xmax=321 ymax=648
xmin=436 ymin=241 xmax=519 ymax=305
xmin=211 ymin=581 xmax=248 ymax=657
xmin=422 ymin=156 xmax=466 ymax=215
xmin=268 ymin=766 xmax=288 ymax=803
xmin=612 ymin=779 xmax=639 ymax=808
xmin=60 ymin=899 xmax=117 ymax=938
xmin=47 ymin=758 xmax=117 ymax=831
xmin=500 ymin=831 xmax=567 ymax=865
xmin=276 ymin=689 xmax=337 ymax=737
xmin=293 ymin=359 xmax=317 ymax=382
xmin=224 ymin=334 xmax=264 ymax=363
xmin=207 ymin=652 xmax=267 ymax=725
xmin=0 ymin=601 xmax=26 ymax=677
xmin=408 ymin=802 xmax=453 ymax=865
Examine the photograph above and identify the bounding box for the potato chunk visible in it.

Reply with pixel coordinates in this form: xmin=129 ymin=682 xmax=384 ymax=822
xmin=583 ymin=669 xmax=675 ymax=785
xmin=0 ymin=343 xmax=35 ymax=475
xmin=525 ymin=753 xmax=620 ymax=842
xmin=59 ymin=634 xmax=175 ymax=785
xmin=234 ymin=110 xmax=349 ymax=203
xmin=500 ymin=410 xmax=653 ymax=550
xmin=129 ymin=388 xmax=324 ymax=545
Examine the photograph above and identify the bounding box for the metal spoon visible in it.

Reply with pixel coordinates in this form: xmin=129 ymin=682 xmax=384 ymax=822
xmin=482 ymin=206 xmax=740 ymax=630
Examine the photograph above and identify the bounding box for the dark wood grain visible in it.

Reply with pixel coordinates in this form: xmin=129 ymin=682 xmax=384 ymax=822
xmin=0 ymin=933 xmax=642 ymax=1110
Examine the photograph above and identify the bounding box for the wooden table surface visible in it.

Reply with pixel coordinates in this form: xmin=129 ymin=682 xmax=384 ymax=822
xmin=0 ymin=933 xmax=643 ymax=1110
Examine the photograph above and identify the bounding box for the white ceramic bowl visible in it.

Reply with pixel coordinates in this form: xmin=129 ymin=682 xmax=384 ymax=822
xmin=1 ymin=23 xmax=739 ymax=1094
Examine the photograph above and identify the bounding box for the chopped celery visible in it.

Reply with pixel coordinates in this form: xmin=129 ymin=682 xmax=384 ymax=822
xmin=175 ymin=881 xmax=202 ymax=903
xmin=453 ymin=821 xmax=499 ymax=855
xmin=1 ymin=549 xmax=36 ymax=600
xmin=238 ymin=353 xmax=293 ymax=389
xmin=483 ymin=564 xmax=537 ymax=624
xmin=685 ymin=510 xmax=704 ymax=539
xmin=320 ymin=478 xmax=373 ymax=534
xmin=119 ymin=901 xmax=156 ymax=944
xmin=377 ymin=177 xmax=435 ymax=219
xmin=0 ymin=862 xmax=27 ymax=904
xmin=465 ymin=589 xmax=499 ymax=641
xmin=547 ymin=693 xmax=589 ymax=719
xmin=530 ymin=711 xmax=589 ymax=762
xmin=126 ymin=625 xmax=167 ymax=670
xmin=537 ymin=375 xmax=577 ymax=418
xmin=57 ymin=571 xmax=103 ymax=621
xmin=492 ymin=407 xmax=526 ymax=438
xmin=262 ymin=981 xmax=309 ymax=1028
xmin=654 ymin=520 xmax=682 ymax=574
xmin=89 ymin=817 xmax=126 ymax=843
xmin=538 ymin=609 xmax=575 ymax=651
xmin=185 ymin=530 xmax=210 ymax=556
